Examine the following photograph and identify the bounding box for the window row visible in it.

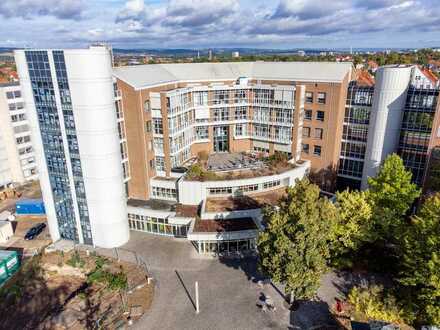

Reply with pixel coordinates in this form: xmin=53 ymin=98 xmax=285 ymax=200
xmin=303 ymin=127 xmax=324 ymax=139
xmin=152 ymin=186 xmax=177 ymax=199
xmin=304 ymin=109 xmax=325 ymax=121
xmin=305 ymin=91 xmax=326 ymax=104
xmin=302 ymin=143 xmax=321 ymax=156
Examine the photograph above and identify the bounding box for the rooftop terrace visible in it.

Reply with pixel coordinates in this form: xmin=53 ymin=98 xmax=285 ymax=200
xmin=205 ymin=188 xmax=286 ymax=213
xmin=185 ymin=152 xmax=297 ymax=181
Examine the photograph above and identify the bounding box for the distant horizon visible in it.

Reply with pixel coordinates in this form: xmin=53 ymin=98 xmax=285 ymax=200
xmin=1 ymin=46 xmax=439 ymax=52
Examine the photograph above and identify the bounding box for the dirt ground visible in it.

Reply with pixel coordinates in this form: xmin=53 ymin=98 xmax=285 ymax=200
xmin=0 ymin=180 xmax=42 ymax=213
xmin=0 ymin=250 xmax=154 ymax=330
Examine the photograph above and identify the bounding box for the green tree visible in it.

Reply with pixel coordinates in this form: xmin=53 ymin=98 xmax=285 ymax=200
xmin=257 ymin=178 xmax=336 ymax=302
xmin=398 ymin=194 xmax=440 ymax=325
xmin=330 ymin=190 xmax=374 ymax=267
xmin=368 ymin=154 xmax=420 ymax=237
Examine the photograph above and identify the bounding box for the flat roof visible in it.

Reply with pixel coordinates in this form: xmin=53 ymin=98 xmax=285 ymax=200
xmin=193 ymin=218 xmax=257 ymax=233
xmin=113 ymin=61 xmax=353 ymax=90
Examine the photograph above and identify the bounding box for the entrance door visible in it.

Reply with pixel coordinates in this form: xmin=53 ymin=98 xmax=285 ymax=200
xmin=213 ymin=126 xmax=229 ymax=152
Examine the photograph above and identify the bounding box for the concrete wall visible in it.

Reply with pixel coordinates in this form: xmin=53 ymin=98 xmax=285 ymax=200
xmin=361 ymin=65 xmax=412 ymax=189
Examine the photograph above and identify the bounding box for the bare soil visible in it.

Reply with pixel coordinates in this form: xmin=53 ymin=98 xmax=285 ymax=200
xmin=0 ymin=250 xmax=154 ymax=330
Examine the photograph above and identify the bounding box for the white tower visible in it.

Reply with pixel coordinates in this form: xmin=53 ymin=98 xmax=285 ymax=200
xmin=361 ymin=65 xmax=413 ymax=189
xmin=15 ymin=46 xmax=129 ymax=248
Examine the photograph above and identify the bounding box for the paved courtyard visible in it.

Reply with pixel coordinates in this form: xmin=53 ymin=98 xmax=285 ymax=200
xmin=111 ymin=231 xmax=341 ymax=330
xmin=121 ymin=231 xmax=290 ymax=330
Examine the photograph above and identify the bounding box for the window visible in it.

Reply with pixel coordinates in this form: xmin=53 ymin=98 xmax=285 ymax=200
xmin=193 ymin=91 xmax=208 ymax=106
xmin=196 ymin=126 xmax=208 ymax=140
xmin=305 ymin=91 xmax=313 ymax=103
xmin=213 ymin=108 xmax=229 ymax=121
xmin=234 ymin=106 xmax=247 ymax=120
xmin=213 ymin=90 xmax=229 ymax=104
xmin=145 ymin=121 xmax=152 ymax=133
xmin=314 ymin=128 xmax=323 ymax=139
xmin=149 ymin=159 xmax=154 ymax=170
xmin=302 ymin=143 xmax=309 ymax=154
xmin=304 ymin=110 xmax=312 ymax=120
xmin=313 ymin=145 xmax=322 ymax=156
xmin=208 ymin=187 xmax=233 ymax=195
xmin=6 ymin=91 xmax=14 ymax=99
xmin=14 ymin=90 xmax=21 ymax=98
xmin=153 ymin=118 xmax=163 ymax=134
xmin=235 ymin=124 xmax=246 ymax=137
xmin=16 ymin=136 xmax=31 ymax=145
xmin=237 ymin=184 xmax=258 ymax=193
xmin=144 ymin=100 xmax=151 ymax=112
xmin=263 ymin=180 xmax=281 ymax=189
xmin=316 ymin=111 xmax=325 ymax=121
xmin=154 ymin=137 xmax=164 ymax=152
xmin=152 ymin=186 xmax=177 ymax=199
xmin=155 ymin=157 xmax=165 ymax=171
xmin=317 ymin=92 xmax=326 ymax=104
xmin=303 ymin=127 xmax=311 ymax=137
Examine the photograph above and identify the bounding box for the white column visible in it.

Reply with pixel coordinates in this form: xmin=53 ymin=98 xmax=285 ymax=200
xmin=361 ymin=65 xmax=413 ymax=189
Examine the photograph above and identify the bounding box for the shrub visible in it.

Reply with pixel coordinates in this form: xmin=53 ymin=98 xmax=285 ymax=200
xmin=66 ymin=251 xmax=85 ymax=268
xmin=87 ymin=256 xmax=127 ymax=292
xmin=348 ymin=285 xmax=412 ymax=324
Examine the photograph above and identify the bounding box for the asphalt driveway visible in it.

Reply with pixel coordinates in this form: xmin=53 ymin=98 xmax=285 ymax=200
xmin=121 ymin=231 xmax=290 ymax=330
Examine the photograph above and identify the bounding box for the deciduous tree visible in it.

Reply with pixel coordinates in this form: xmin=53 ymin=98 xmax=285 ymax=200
xmin=399 ymin=194 xmax=440 ymax=325
xmin=258 ymin=178 xmax=336 ymax=301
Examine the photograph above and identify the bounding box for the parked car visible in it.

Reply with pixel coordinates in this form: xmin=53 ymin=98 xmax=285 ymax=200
xmin=24 ymin=223 xmax=46 ymax=240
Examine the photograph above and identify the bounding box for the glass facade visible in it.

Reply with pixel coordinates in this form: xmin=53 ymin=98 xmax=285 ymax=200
xmin=25 ymin=50 xmax=91 ymax=244
xmin=194 ymin=238 xmax=257 ymax=254
xmin=53 ymin=51 xmax=92 ymax=244
xmin=337 ymin=82 xmax=373 ymax=190
xmin=398 ymin=88 xmax=439 ymax=185
xmin=128 ymin=213 xmax=189 ymax=237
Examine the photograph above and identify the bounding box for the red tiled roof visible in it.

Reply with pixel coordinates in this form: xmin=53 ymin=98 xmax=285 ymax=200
xmin=355 ymin=69 xmax=375 ymax=87
xmin=420 ymin=67 xmax=439 ymax=85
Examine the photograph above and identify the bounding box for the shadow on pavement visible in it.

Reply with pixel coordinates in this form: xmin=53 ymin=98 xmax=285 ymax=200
xmin=175 ymin=270 xmax=197 ymax=311
xmin=289 ymin=300 xmax=339 ymax=330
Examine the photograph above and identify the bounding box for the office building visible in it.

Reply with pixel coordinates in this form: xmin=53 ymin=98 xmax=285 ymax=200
xmin=15 ymin=46 xmax=129 ymax=248
xmin=0 ymin=82 xmax=38 ymax=188
xmin=113 ymin=61 xmax=354 ymax=253
xmin=15 ymin=47 xmax=440 ymax=253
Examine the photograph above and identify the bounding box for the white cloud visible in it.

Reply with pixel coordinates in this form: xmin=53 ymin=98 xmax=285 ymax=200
xmin=0 ymin=0 xmax=86 ymax=20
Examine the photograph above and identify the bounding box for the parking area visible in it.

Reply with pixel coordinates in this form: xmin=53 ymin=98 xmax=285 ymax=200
xmin=121 ymin=231 xmax=290 ymax=330
xmin=0 ymin=216 xmax=50 ymax=253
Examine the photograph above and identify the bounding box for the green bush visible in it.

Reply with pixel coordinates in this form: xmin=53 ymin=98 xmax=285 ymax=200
xmin=66 ymin=251 xmax=85 ymax=268
xmin=348 ymin=285 xmax=412 ymax=324
xmin=186 ymin=164 xmax=220 ymax=181
xmin=87 ymin=257 xmax=127 ymax=292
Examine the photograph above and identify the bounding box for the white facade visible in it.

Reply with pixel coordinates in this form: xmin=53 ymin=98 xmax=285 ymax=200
xmin=411 ymin=66 xmax=439 ymax=89
xmin=361 ymin=65 xmax=413 ymax=188
xmin=0 ymin=132 xmax=12 ymax=189
xmin=178 ymin=160 xmax=310 ymax=205
xmin=15 ymin=46 xmax=129 ymax=248
xmin=0 ymin=83 xmax=38 ymax=186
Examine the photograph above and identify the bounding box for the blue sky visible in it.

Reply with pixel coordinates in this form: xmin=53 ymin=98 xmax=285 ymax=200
xmin=0 ymin=0 xmax=439 ymax=49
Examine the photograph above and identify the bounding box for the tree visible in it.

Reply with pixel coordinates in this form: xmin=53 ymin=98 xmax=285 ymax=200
xmin=330 ymin=190 xmax=374 ymax=267
xmin=398 ymin=194 xmax=440 ymax=325
xmin=257 ymin=178 xmax=336 ymax=302
xmin=368 ymin=154 xmax=420 ymax=237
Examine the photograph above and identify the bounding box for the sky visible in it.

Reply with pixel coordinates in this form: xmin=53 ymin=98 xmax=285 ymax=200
xmin=0 ymin=0 xmax=439 ymax=50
